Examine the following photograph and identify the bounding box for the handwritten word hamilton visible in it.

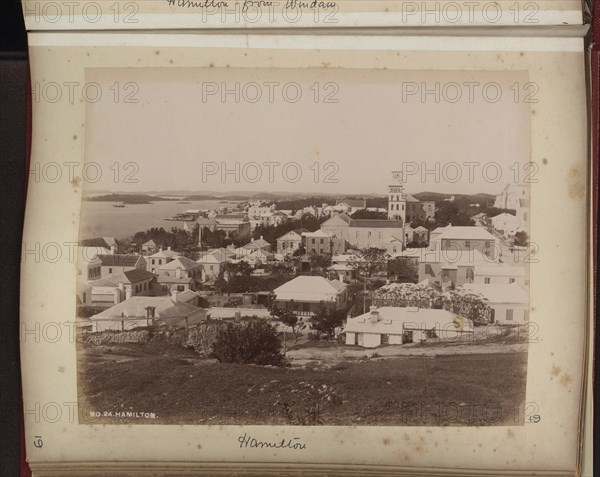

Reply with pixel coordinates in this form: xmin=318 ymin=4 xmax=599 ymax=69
xmin=238 ymin=433 xmax=307 ymax=450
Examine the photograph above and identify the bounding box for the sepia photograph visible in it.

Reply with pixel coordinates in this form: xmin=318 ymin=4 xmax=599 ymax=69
xmin=74 ymin=66 xmax=533 ymax=427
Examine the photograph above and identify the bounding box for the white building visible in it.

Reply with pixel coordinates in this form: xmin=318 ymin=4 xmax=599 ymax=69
xmin=428 ymin=225 xmax=500 ymax=260
xmin=276 ymin=229 xmax=308 ymax=256
xmin=272 ymin=276 xmax=347 ymax=316
xmin=474 ymin=264 xmax=527 ymax=286
xmin=494 ymin=183 xmax=529 ymax=225
xmin=460 ymin=283 xmax=529 ymax=324
xmin=490 ymin=213 xmax=525 ymax=239
xmin=345 ymin=306 xmax=473 ymax=348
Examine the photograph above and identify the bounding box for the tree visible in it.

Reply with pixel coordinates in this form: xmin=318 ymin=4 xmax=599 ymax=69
xmin=309 ymin=302 xmax=346 ymax=340
xmin=434 ymin=201 xmax=475 ymax=227
xmin=309 ymin=253 xmax=332 ymax=276
xmin=238 ymin=260 xmax=253 ymax=277
xmin=387 ymin=257 xmax=418 ymax=283
xmin=212 ymin=320 xmax=285 ymax=366
xmin=213 ymin=270 xmax=229 ymax=294
xmin=350 ymin=209 xmax=387 ymax=219
xmin=200 ymin=227 xmax=226 ymax=248
xmin=345 ymin=281 xmax=371 ymax=316
xmin=513 ymin=231 xmax=528 ymax=247
xmin=293 ymin=245 xmax=306 ymax=257
xmin=267 ymin=295 xmax=305 ymax=342
xmin=358 ymin=247 xmax=389 ymax=279
xmin=252 ymin=213 xmax=326 ymax=246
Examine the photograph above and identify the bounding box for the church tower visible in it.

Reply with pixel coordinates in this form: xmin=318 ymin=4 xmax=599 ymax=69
xmin=388 ymin=171 xmax=406 ymax=225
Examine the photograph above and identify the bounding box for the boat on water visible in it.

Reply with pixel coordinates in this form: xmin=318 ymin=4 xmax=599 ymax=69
xmin=112 ymin=202 xmax=126 ymax=208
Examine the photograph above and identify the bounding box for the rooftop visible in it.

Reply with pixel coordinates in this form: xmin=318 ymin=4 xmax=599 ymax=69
xmin=80 ymin=237 xmax=121 ymax=249
xmin=347 ymin=306 xmax=471 ymax=334
xmin=277 ymin=228 xmax=309 ymax=240
xmin=157 ymin=275 xmax=194 ymax=284
xmin=158 ymin=256 xmax=202 ymax=271
xmin=174 ymin=290 xmax=201 ymax=302
xmin=303 ymin=229 xmax=333 ymax=238
xmin=97 ymin=254 xmax=143 ymax=267
xmin=350 ymin=219 xmax=404 ymax=229
xmin=89 ymin=269 xmax=156 ymax=286
xmin=90 ymin=296 xmax=204 ymax=321
xmin=438 ymin=226 xmax=497 ymax=241
xmin=273 ymin=276 xmax=347 ymax=303
xmin=148 ymin=249 xmax=181 ymax=259
xmin=336 ymin=198 xmax=366 ymax=208
xmin=207 ymin=307 xmax=272 ymax=320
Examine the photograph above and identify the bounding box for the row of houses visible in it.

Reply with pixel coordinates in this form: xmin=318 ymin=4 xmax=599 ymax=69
xmin=78 ymin=177 xmax=530 ymax=345
xmin=246 ymin=198 xmax=376 ymax=230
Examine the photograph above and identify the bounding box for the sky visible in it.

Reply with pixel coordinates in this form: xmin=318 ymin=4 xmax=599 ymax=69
xmin=83 ymin=67 xmax=531 ymax=196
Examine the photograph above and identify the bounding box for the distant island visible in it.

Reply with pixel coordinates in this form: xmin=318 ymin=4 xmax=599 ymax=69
xmin=84 ymin=191 xmax=495 ymax=206
xmin=84 ymin=194 xmax=177 ymax=204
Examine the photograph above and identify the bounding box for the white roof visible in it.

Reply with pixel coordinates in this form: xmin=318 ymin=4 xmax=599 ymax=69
xmin=273 ymin=276 xmax=346 ymax=303
xmin=149 ymin=249 xmax=181 ymax=259
xmin=346 ymin=307 xmax=472 ymax=334
xmin=332 ymin=253 xmax=361 ymax=263
xmin=460 ymin=283 xmax=528 ymax=304
xmin=277 ymin=230 xmax=301 ymax=240
xmin=438 ymin=226 xmax=497 ymax=241
xmin=90 ymin=296 xmax=201 ymax=320
xmin=158 ymin=256 xmax=202 ymax=271
xmin=328 ymin=263 xmax=354 ymax=271
xmin=207 ymin=307 xmax=272 ymax=320
xmin=216 ymin=219 xmax=246 ymax=225
xmin=302 ymin=229 xmax=332 ymax=238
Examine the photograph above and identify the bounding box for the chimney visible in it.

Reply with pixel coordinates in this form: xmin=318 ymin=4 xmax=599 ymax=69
xmin=369 ymin=306 xmax=379 ymax=322
xmin=260 ymin=235 xmax=263 ymax=240
xmin=167 ymin=246 xmax=172 ymax=251
xmin=234 ymin=310 xmax=241 ymax=323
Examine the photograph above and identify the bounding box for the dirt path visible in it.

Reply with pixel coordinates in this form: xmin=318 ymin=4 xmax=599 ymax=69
xmin=286 ymin=342 xmax=526 ymax=364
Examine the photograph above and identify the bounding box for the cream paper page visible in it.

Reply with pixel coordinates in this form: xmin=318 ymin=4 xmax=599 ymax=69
xmin=21 ymin=33 xmax=587 ymax=474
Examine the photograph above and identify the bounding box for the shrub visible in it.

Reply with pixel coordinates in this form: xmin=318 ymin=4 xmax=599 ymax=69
xmin=212 ymin=320 xmax=284 ymax=366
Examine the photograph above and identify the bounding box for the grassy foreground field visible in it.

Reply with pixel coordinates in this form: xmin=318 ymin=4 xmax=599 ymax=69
xmin=78 ymin=343 xmax=527 ymax=426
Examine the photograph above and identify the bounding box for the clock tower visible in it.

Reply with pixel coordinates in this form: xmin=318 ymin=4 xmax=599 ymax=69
xmin=388 ymin=171 xmax=406 ymax=225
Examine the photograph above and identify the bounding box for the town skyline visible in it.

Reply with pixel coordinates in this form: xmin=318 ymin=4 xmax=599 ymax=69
xmin=83 ymin=184 xmax=511 ymax=198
